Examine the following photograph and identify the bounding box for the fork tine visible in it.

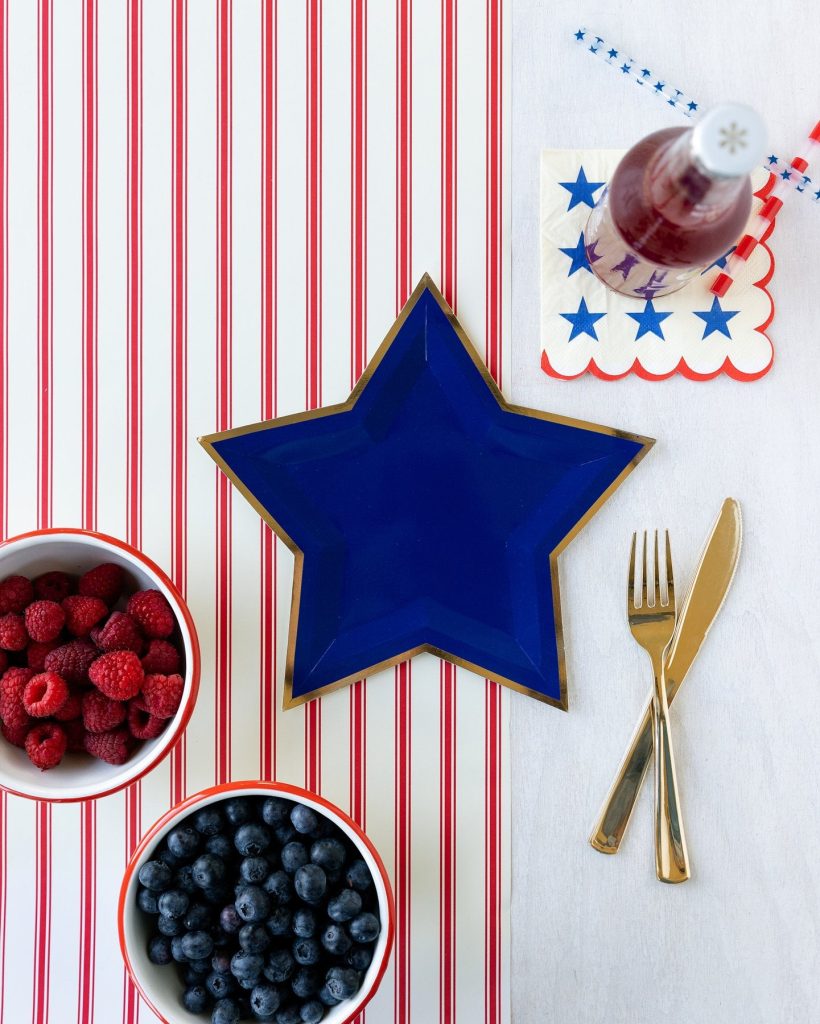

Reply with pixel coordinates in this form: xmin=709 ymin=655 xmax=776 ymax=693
xmin=628 ymin=532 xmax=637 ymax=609
xmin=665 ymin=529 xmax=674 ymax=606
xmin=653 ymin=529 xmax=661 ymax=606
xmin=641 ymin=531 xmax=648 ymax=607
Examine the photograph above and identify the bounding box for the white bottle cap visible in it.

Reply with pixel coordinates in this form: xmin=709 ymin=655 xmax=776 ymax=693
xmin=691 ymin=103 xmax=767 ymax=179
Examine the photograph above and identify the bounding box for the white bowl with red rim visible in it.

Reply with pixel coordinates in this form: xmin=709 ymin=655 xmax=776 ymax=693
xmin=0 ymin=528 xmax=200 ymax=802
xmin=119 ymin=780 xmax=395 ymax=1024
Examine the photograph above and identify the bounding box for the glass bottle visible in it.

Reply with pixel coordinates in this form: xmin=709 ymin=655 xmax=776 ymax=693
xmin=584 ymin=104 xmax=766 ymax=297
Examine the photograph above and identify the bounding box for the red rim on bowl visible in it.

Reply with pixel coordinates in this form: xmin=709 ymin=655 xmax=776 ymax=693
xmin=118 ymin=781 xmax=396 ymax=1024
xmin=0 ymin=527 xmax=201 ymax=802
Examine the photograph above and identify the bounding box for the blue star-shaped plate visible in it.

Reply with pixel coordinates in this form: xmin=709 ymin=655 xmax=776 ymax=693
xmin=201 ymin=277 xmax=653 ymax=710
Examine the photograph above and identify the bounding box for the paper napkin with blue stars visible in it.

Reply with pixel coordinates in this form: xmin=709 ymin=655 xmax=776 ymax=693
xmin=540 ymin=150 xmax=775 ymax=381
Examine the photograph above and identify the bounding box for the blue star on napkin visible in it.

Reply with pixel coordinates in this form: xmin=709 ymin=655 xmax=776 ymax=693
xmin=626 ymin=300 xmax=672 ymax=340
xmin=693 ymin=296 xmax=739 ymax=339
xmin=560 ymin=297 xmax=606 ymax=341
xmin=558 ymin=167 xmax=605 ymax=211
xmin=201 ymin=276 xmax=651 ymax=709
xmin=558 ymin=233 xmax=591 ymax=276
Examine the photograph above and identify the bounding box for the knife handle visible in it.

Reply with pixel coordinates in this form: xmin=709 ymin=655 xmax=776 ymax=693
xmin=651 ymin=658 xmax=689 ymax=882
xmin=588 ymin=671 xmax=683 ymax=855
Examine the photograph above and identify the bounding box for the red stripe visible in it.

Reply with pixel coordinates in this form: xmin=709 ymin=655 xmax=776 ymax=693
xmin=215 ymin=0 xmax=233 ymax=786
xmin=0 ymin=4 xmax=6 ymax=1019
xmin=34 ymin=4 xmax=53 ymax=1020
xmin=396 ymin=0 xmax=412 ymax=309
xmin=485 ymin=2 xmax=503 ymax=1021
xmin=394 ymin=662 xmax=411 ymax=1023
xmin=123 ymin=2 xmax=143 ymax=1022
xmin=79 ymin=1 xmax=98 ymax=1019
xmin=304 ymin=0 xmax=322 ymax=795
xmin=440 ymin=0 xmax=457 ymax=311
xmin=170 ymin=0 xmax=188 ymax=806
xmin=439 ymin=663 xmax=457 ymax=1024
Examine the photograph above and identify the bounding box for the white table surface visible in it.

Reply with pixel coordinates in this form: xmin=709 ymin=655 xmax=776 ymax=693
xmin=510 ymin=3 xmax=820 ymax=1021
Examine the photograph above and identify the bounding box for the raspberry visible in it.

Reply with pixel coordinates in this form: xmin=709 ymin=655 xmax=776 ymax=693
xmin=141 ymin=639 xmax=181 ymax=675
xmin=44 ymin=641 xmax=98 ymax=684
xmin=23 ymin=672 xmax=69 ymax=717
xmin=62 ymin=595 xmax=108 ymax=637
xmin=34 ymin=570 xmax=74 ymax=602
xmin=88 ymin=650 xmax=143 ymax=700
xmin=25 ymin=722 xmax=68 ymax=770
xmin=84 ymin=727 xmax=133 ymax=765
xmin=140 ymin=672 xmax=184 ymax=719
xmin=91 ymin=612 xmax=143 ymax=654
xmin=1 ymin=718 xmax=32 ymax=748
xmin=127 ymin=590 xmax=176 ymax=639
xmin=0 ymin=667 xmax=35 ymax=729
xmin=82 ymin=689 xmax=127 ymax=733
xmin=26 ymin=639 xmax=59 ymax=671
xmin=0 ymin=575 xmax=34 ymax=614
xmin=24 ymin=599 xmax=66 ymax=643
xmin=63 ymin=717 xmax=86 ymax=753
xmin=0 ymin=613 xmax=28 ymax=651
xmin=79 ymin=562 xmax=124 ymax=604
xmin=54 ymin=691 xmax=82 ymax=722
xmin=127 ymin=699 xmax=166 ymax=740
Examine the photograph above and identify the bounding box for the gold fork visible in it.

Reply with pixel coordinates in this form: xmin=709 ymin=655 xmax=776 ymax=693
xmin=628 ymin=530 xmax=690 ymax=883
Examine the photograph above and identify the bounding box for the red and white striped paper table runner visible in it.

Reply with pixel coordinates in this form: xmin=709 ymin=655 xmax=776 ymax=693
xmin=0 ymin=1 xmax=510 ymax=1021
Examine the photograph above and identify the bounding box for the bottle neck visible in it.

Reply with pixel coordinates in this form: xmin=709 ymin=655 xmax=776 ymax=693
xmin=647 ymin=128 xmax=746 ymax=222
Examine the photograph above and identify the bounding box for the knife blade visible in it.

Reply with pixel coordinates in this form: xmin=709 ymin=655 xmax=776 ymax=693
xmin=589 ymin=498 xmax=742 ymax=854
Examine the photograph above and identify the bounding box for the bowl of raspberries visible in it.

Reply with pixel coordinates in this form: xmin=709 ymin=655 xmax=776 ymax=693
xmin=119 ymin=781 xmax=394 ymax=1024
xmin=0 ymin=528 xmax=200 ymax=801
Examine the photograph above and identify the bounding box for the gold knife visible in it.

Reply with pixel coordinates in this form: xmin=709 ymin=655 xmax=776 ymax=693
xmin=589 ymin=497 xmax=742 ymax=854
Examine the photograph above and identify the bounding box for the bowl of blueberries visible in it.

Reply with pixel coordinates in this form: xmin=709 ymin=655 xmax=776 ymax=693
xmin=118 ymin=781 xmax=394 ymax=1024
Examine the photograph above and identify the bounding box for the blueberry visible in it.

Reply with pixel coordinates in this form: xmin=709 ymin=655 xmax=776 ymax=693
xmin=266 ymin=907 xmax=291 ymax=937
xmin=280 ymin=842 xmax=308 ymax=875
xmin=212 ymin=998 xmax=241 ymax=1024
xmin=158 ymin=889 xmax=189 ymax=919
xmin=147 ymin=934 xmax=173 ymax=965
xmin=291 ymin=908 xmax=316 ymax=939
xmin=231 ymin=950 xmax=265 ymax=980
xmin=224 ymin=797 xmax=255 ymax=827
xmin=241 ymin=856 xmax=270 ymax=884
xmin=193 ymin=854 xmax=227 ymax=889
xmin=238 ymin=975 xmax=262 ymax=991
xmin=235 ymin=823 xmax=272 ymax=857
xmin=290 ymin=967 xmax=321 ymax=999
xmin=157 ymin=847 xmax=181 ymax=868
xmin=206 ymin=971 xmax=237 ymax=999
xmin=138 ymin=859 xmax=173 ymax=892
xmin=250 ymin=982 xmax=281 ymax=1018
xmin=167 ymin=825 xmax=202 ymax=860
xmin=274 ymin=1007 xmax=302 ymax=1024
xmin=307 ymin=817 xmax=331 ymax=840
xmin=264 ymin=870 xmax=293 ymax=906
xmin=171 ymin=935 xmax=189 ymax=962
xmin=184 ymin=902 xmax=212 ymax=930
xmin=320 ymin=923 xmax=351 ymax=956
xmin=182 ymin=984 xmax=210 ymax=1013
xmin=318 ymin=983 xmax=341 ymax=1007
xmin=291 ymin=938 xmax=321 ymax=966
xmin=206 ymin=833 xmax=236 ymax=860
xmin=212 ymin=951 xmax=233 ymax=975
xmin=294 ymin=865 xmax=326 ymax=904
xmin=345 ymin=944 xmax=373 ymax=972
xmin=175 ymin=864 xmax=198 ymax=895
xmin=349 ymin=912 xmax=380 ymax=943
xmin=220 ymin=904 xmax=243 ymax=934
xmin=327 ymin=889 xmax=362 ymax=923
xmin=203 ymin=885 xmax=232 ymax=906
xmin=182 ymin=929 xmax=214 ymax=961
xmin=264 ymin=949 xmax=295 ymax=984
xmin=274 ymin=823 xmax=298 ymax=847
xmin=188 ymin=957 xmax=213 ymax=976
xmin=289 ymin=805 xmax=318 ymax=835
xmin=345 ymin=859 xmax=372 ymax=892
xmin=310 ymin=838 xmax=345 ymax=874
xmin=325 ymin=966 xmax=360 ymax=1002
xmin=261 ymin=797 xmax=292 ymax=826
xmin=193 ymin=806 xmax=223 ymax=837
xmin=211 ymin=926 xmax=231 ymax=948
xmin=236 ymin=885 xmax=271 ymax=923
xmin=157 ymin=914 xmax=183 ymax=936
xmin=239 ymin=923 xmax=270 ymax=954
xmin=137 ymin=888 xmax=159 ymax=915
xmin=299 ymin=1001 xmax=325 ymax=1024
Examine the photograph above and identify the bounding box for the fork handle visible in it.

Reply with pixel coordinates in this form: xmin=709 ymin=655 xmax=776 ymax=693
xmin=651 ymin=657 xmax=690 ymax=883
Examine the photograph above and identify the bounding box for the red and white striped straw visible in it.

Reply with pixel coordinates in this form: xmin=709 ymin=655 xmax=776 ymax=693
xmin=711 ymin=120 xmax=820 ymax=296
